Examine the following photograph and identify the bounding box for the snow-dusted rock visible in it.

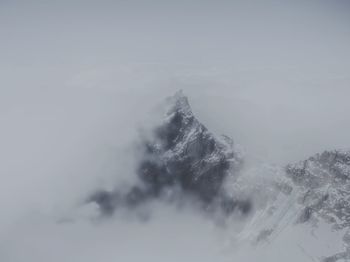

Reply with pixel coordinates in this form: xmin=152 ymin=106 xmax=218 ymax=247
xmin=89 ymin=91 xmax=245 ymax=215
xmin=286 ymin=149 xmax=350 ymax=229
xmin=139 ymin=90 xmax=243 ymax=202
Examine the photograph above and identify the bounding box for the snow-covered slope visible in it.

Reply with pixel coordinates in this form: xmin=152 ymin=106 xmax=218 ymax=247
xmin=232 ymin=150 xmax=350 ymax=261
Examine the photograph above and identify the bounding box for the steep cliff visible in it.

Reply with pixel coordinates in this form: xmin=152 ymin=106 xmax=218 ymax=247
xmin=89 ymin=91 xmax=246 ymax=215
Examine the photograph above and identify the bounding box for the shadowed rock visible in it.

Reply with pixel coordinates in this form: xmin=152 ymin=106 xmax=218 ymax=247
xmin=89 ymin=91 xmax=245 ymax=216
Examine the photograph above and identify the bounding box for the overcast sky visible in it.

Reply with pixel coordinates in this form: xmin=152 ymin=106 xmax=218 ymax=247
xmin=1 ymin=0 xmax=350 ymax=161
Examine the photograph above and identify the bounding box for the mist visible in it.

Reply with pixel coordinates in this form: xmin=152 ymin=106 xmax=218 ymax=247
xmin=1 ymin=0 xmax=350 ymax=261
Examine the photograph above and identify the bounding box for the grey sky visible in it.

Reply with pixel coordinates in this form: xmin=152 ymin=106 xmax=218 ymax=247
xmin=1 ymin=0 xmax=350 ymax=162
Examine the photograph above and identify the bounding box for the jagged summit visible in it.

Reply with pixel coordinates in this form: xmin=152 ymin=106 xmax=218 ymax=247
xmin=89 ymin=91 xmax=246 ymax=216
xmin=165 ymin=90 xmax=192 ymax=117
xmin=144 ymin=91 xmax=243 ymax=203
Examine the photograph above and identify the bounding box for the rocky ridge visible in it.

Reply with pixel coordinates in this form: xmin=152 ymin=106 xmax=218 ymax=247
xmin=89 ymin=91 xmax=247 ymax=216
xmin=88 ymin=91 xmax=350 ymax=261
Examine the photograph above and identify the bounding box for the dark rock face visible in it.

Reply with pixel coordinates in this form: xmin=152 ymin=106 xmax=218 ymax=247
xmin=286 ymin=149 xmax=350 ymax=229
xmin=89 ymin=91 xmax=244 ymax=216
xmin=139 ymin=91 xmax=242 ymax=202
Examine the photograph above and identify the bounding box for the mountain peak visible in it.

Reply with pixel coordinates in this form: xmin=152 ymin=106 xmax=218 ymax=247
xmin=165 ymin=90 xmax=192 ymax=118
xmin=89 ymin=91 xmax=246 ymax=216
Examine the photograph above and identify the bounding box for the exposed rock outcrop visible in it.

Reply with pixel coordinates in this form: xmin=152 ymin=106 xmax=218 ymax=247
xmin=286 ymin=149 xmax=350 ymax=229
xmin=89 ymin=91 xmax=246 ymax=216
xmin=86 ymin=91 xmax=350 ymax=261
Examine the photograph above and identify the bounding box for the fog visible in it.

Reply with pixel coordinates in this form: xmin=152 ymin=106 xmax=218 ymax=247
xmin=1 ymin=0 xmax=350 ymax=261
